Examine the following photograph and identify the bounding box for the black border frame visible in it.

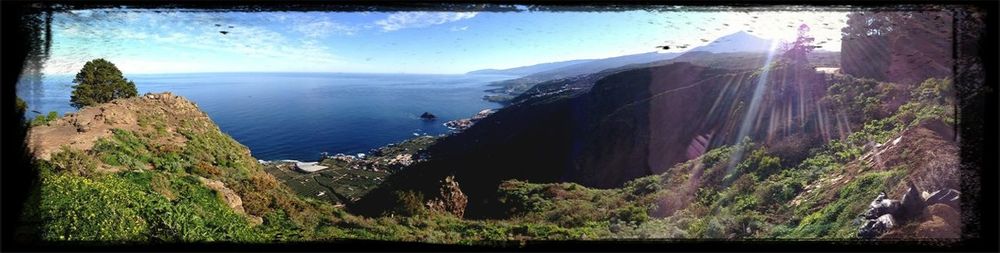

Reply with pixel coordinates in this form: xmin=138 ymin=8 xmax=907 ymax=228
xmin=2 ymin=0 xmax=996 ymax=252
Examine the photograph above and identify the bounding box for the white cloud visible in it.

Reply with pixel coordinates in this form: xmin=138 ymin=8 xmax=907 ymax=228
xmin=449 ymin=26 xmax=469 ymax=32
xmin=375 ymin=12 xmax=477 ymax=31
xmin=295 ymin=20 xmax=358 ymax=37
xmin=44 ymin=10 xmax=348 ymax=74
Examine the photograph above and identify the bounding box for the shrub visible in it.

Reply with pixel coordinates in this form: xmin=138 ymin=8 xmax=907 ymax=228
xmin=624 ymin=175 xmax=662 ymax=196
xmin=30 ymin=111 xmax=59 ymax=127
xmin=497 ymin=180 xmax=552 ymax=216
xmin=392 ymin=190 xmax=426 ymax=217
xmin=613 ymin=205 xmax=650 ymax=225
xmin=48 ymin=146 xmax=98 ymax=177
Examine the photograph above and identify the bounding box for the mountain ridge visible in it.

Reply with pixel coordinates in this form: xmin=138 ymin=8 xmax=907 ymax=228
xmin=466 ymin=59 xmax=596 ymax=76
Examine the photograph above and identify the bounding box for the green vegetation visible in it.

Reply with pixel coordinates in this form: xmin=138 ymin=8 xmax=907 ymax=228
xmin=16 ymin=97 xmax=28 ymax=116
xmin=476 ymin=76 xmax=956 ymax=240
xmin=30 ymin=111 xmax=59 ymax=127
xmin=23 ymin=69 xmax=956 ymax=243
xmin=786 ymin=169 xmax=906 ymax=238
xmin=34 ymin=168 xmax=262 ymax=242
xmin=824 ymin=76 xmax=892 ymax=122
xmin=70 ymin=59 xmax=138 ymax=109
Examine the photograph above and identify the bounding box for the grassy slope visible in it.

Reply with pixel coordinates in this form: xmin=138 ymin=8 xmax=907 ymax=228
xmin=491 ymin=77 xmax=956 ymax=239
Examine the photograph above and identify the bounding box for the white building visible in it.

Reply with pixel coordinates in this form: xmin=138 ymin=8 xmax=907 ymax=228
xmin=294 ymin=162 xmax=329 ymax=173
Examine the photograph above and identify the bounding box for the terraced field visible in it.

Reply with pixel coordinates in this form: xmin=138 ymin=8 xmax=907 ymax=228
xmin=265 ymin=136 xmax=439 ymax=205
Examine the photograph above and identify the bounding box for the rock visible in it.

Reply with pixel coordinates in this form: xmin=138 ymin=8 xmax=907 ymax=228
xmin=899 ymin=182 xmax=925 ymax=222
xmin=859 ymin=214 xmax=897 ymax=239
xmin=915 ymin=216 xmax=960 ymax=238
xmin=861 ymin=192 xmax=900 ymax=219
xmin=198 ymin=177 xmax=246 ymax=214
xmin=924 ymin=203 xmax=961 ymax=228
xmin=923 ymin=189 xmax=960 ymax=210
xmin=248 ymin=216 xmax=264 ymax=226
xmin=419 ymin=112 xmax=437 ymax=120
xmin=425 ymin=175 xmax=468 ymax=217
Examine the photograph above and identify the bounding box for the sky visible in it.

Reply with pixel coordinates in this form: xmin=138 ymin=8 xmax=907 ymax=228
xmin=40 ymin=6 xmax=848 ymax=75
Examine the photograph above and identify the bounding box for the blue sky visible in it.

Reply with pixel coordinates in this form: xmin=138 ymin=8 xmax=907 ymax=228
xmin=41 ymin=7 xmax=847 ymax=74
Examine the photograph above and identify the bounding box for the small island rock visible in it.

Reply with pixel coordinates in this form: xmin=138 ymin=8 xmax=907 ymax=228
xmin=419 ymin=112 xmax=437 ymax=120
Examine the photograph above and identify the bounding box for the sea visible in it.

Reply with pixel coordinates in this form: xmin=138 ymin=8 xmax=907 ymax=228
xmin=17 ymin=72 xmax=516 ymax=161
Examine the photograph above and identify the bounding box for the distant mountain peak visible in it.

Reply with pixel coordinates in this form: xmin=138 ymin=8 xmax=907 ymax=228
xmin=690 ymin=31 xmax=774 ymax=53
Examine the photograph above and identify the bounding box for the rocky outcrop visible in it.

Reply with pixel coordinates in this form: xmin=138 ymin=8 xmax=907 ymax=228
xmin=198 ymin=177 xmax=263 ymax=225
xmin=923 ymin=189 xmax=960 ymax=209
xmin=424 ymin=175 xmax=468 ymax=217
xmin=420 ymin=112 xmax=437 ymax=120
xmin=858 ymin=183 xmax=961 ymax=238
xmin=27 ymin=92 xmax=212 ymax=161
xmin=898 ymin=181 xmax=926 ymax=222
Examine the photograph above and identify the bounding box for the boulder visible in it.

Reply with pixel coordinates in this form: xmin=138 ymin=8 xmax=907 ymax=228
xmin=861 ymin=192 xmax=900 ymax=219
xmin=899 ymin=182 xmax=925 ymax=222
xmin=859 ymin=214 xmax=897 ymax=239
xmin=924 ymin=203 xmax=961 ymax=228
xmin=915 ymin=217 xmax=960 ymax=238
xmin=923 ymin=189 xmax=960 ymax=210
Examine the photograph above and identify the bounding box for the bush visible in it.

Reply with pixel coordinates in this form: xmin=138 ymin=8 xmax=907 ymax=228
xmin=393 ymin=190 xmax=426 ymax=217
xmin=69 ymin=59 xmax=138 ymax=108
xmin=613 ymin=205 xmax=650 ymax=225
xmin=30 ymin=111 xmax=59 ymax=127
xmin=48 ymin=146 xmax=98 ymax=177
xmin=624 ymin=175 xmax=662 ymax=196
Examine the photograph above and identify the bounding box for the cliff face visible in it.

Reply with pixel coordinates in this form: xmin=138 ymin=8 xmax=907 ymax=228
xmin=357 ymin=62 xmax=835 ymax=218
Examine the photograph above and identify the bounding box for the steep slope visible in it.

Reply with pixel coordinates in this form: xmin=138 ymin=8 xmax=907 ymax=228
xmin=20 ymin=93 xmax=347 ymax=242
xmin=356 ymin=61 xmax=835 ymax=218
xmin=467 ymin=59 xmax=596 ymax=76
xmin=436 ymin=77 xmax=959 ymax=239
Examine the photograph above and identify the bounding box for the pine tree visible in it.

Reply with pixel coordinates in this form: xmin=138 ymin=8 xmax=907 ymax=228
xmin=70 ymin=59 xmax=138 ymax=108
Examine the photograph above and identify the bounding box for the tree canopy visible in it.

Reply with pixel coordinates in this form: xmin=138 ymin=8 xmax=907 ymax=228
xmin=781 ymin=24 xmax=817 ymax=67
xmin=70 ymin=59 xmax=138 ymax=109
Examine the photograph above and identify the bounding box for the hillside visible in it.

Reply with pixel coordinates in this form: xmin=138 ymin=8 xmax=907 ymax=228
xmin=355 ymin=61 xmax=836 ymax=217
xmin=17 ymin=92 xmax=656 ymax=244
xmin=483 ymin=51 xmax=681 ymax=103
xmin=357 ymin=61 xmax=960 ymax=238
xmin=16 ymin=63 xmax=963 ymax=245
xmin=501 ymin=50 xmax=841 ymax=106
xmin=20 ymin=93 xmax=347 ymax=241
